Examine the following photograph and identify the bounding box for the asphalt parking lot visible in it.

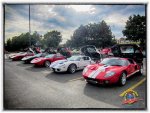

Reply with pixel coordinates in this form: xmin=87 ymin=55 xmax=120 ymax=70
xmin=4 ymin=55 xmax=146 ymax=109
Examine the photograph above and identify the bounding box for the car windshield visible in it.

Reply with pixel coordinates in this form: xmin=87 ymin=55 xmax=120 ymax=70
xmin=120 ymin=46 xmax=134 ymax=53
xmin=87 ymin=47 xmax=96 ymax=53
xmin=45 ymin=54 xmax=55 ymax=58
xmin=35 ymin=53 xmax=42 ymax=57
xmin=67 ymin=56 xmax=81 ymax=61
xmin=101 ymin=58 xmax=127 ymax=66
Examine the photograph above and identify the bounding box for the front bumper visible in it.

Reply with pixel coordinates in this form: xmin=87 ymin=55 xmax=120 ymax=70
xmin=86 ymin=78 xmax=110 ymax=85
xmin=84 ymin=75 xmax=119 ymax=85
xmin=50 ymin=66 xmax=67 ymax=72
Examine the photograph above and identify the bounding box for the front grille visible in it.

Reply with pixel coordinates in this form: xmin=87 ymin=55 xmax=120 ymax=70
xmin=87 ymin=78 xmax=103 ymax=84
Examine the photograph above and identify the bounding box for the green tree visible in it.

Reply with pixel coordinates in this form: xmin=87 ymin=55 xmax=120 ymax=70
xmin=43 ymin=30 xmax=62 ymax=48
xmin=122 ymin=15 xmax=146 ymax=48
xmin=5 ymin=38 xmax=12 ymax=51
xmin=31 ymin=31 xmax=41 ymax=46
xmin=5 ymin=31 xmax=43 ymax=51
xmin=66 ymin=20 xmax=115 ymax=48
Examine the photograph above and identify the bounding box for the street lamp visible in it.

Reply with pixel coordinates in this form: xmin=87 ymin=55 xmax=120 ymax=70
xmin=29 ymin=4 xmax=31 ymax=47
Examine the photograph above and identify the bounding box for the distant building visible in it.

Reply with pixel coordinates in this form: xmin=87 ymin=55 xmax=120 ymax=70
xmin=117 ymin=37 xmax=126 ymax=44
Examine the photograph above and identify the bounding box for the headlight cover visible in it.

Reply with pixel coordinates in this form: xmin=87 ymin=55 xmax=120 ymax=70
xmin=58 ymin=64 xmax=65 ymax=67
xmin=105 ymin=71 xmax=115 ymax=78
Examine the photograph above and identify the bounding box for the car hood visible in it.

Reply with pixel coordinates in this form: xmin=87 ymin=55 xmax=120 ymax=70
xmin=85 ymin=64 xmax=125 ymax=79
xmin=50 ymin=59 xmax=68 ymax=67
xmin=10 ymin=52 xmax=27 ymax=58
xmin=33 ymin=57 xmax=46 ymax=60
xmin=22 ymin=55 xmax=36 ymax=60
xmin=31 ymin=57 xmax=46 ymax=63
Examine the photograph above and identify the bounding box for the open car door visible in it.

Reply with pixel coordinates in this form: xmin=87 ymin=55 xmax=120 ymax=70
xmin=111 ymin=44 xmax=143 ymax=64
xmin=80 ymin=45 xmax=102 ymax=61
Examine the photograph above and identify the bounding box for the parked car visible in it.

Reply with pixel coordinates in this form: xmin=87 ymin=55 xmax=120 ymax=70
xmin=21 ymin=53 xmax=48 ymax=63
xmin=50 ymin=55 xmax=95 ymax=73
xmin=30 ymin=53 xmax=65 ymax=67
xmin=80 ymin=45 xmax=102 ymax=62
xmin=110 ymin=44 xmax=143 ymax=64
xmin=82 ymin=57 xmax=141 ymax=86
xmin=9 ymin=48 xmax=35 ymax=61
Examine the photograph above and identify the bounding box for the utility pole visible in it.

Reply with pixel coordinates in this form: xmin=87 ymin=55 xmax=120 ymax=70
xmin=29 ymin=4 xmax=31 ymax=47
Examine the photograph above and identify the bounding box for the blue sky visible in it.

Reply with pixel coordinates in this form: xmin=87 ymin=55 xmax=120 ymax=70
xmin=5 ymin=4 xmax=145 ymax=44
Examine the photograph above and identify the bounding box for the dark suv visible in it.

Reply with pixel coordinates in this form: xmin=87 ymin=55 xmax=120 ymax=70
xmin=111 ymin=44 xmax=143 ymax=64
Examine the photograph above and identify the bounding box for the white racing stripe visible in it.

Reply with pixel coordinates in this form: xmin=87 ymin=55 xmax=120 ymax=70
xmin=88 ymin=70 xmax=97 ymax=78
xmin=88 ymin=65 xmax=109 ymax=79
xmin=91 ymin=67 xmax=105 ymax=79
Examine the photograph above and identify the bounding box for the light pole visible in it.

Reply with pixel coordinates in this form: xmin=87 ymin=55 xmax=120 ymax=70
xmin=29 ymin=4 xmax=31 ymax=47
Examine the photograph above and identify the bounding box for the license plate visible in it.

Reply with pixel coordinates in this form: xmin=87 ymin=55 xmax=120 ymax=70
xmin=87 ymin=79 xmax=98 ymax=84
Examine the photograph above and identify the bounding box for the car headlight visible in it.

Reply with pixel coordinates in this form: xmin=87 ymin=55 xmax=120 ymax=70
xmin=82 ymin=67 xmax=88 ymax=75
xmin=58 ymin=64 xmax=65 ymax=67
xmin=105 ymin=71 xmax=115 ymax=78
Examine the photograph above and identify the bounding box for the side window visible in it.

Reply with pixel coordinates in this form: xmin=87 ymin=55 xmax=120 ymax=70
xmin=135 ymin=50 xmax=140 ymax=53
xmin=135 ymin=48 xmax=141 ymax=53
xmin=83 ymin=57 xmax=90 ymax=60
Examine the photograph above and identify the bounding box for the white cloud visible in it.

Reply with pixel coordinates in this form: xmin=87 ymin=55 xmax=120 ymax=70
xmin=105 ymin=13 xmax=128 ymax=27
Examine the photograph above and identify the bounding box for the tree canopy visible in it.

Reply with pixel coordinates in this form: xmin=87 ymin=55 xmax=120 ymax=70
xmin=5 ymin=30 xmax=62 ymax=51
xmin=65 ymin=20 xmax=116 ymax=48
xmin=43 ymin=30 xmax=62 ymax=48
xmin=122 ymin=15 xmax=146 ymax=48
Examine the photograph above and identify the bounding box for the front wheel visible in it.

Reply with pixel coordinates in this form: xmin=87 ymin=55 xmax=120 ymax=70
xmin=118 ymin=72 xmax=127 ymax=86
xmin=44 ymin=61 xmax=51 ymax=67
xmin=68 ymin=64 xmax=76 ymax=74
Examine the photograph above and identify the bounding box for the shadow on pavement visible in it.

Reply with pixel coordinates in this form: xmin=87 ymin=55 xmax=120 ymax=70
xmin=45 ymin=70 xmax=83 ymax=83
xmin=25 ymin=66 xmax=50 ymax=72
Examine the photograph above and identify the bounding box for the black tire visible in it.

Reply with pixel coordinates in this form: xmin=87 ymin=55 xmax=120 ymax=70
xmin=44 ymin=61 xmax=51 ymax=67
xmin=52 ymin=68 xmax=56 ymax=73
xmin=24 ymin=60 xmax=27 ymax=64
xmin=118 ymin=72 xmax=127 ymax=86
xmin=68 ymin=64 xmax=77 ymax=74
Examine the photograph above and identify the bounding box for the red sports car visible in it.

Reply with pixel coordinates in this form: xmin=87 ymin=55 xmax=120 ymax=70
xmin=82 ymin=57 xmax=141 ymax=86
xmin=30 ymin=54 xmax=65 ymax=67
xmin=9 ymin=51 xmax=35 ymax=61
